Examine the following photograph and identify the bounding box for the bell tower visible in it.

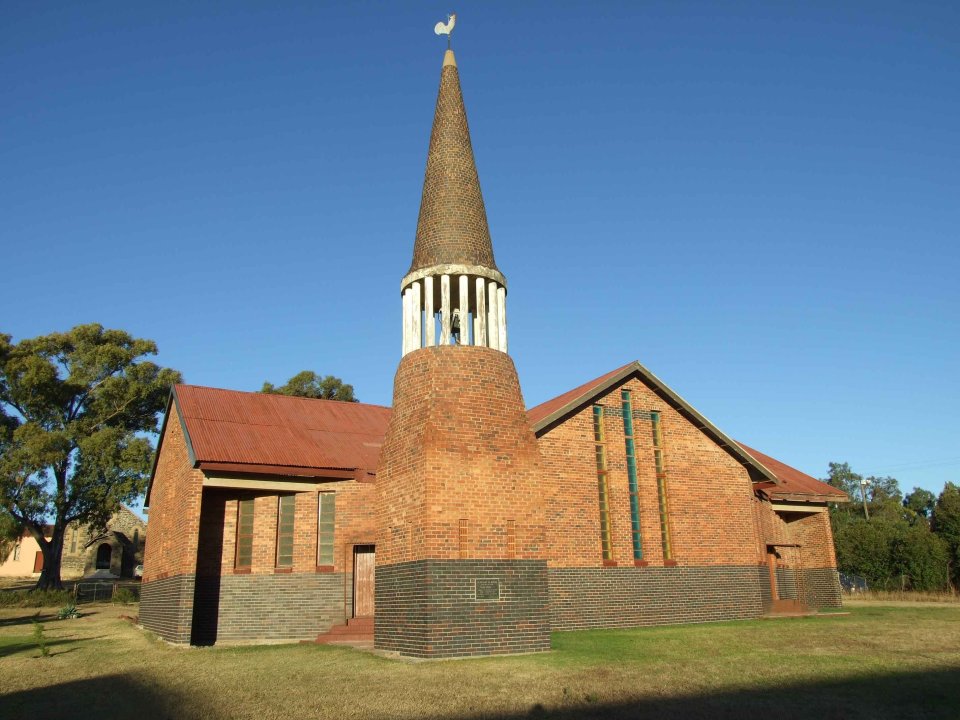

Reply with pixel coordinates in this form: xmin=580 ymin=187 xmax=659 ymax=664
xmin=374 ymin=46 xmax=549 ymax=658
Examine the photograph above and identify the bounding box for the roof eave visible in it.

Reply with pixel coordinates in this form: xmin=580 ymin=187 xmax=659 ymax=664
xmin=144 ymin=386 xmax=198 ymax=511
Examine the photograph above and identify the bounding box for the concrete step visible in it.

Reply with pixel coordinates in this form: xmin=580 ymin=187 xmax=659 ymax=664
xmin=315 ymin=617 xmax=374 ymax=644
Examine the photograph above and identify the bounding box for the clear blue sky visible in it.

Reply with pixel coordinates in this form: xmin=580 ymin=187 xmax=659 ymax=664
xmin=4 ymin=1 xmax=958 ymax=501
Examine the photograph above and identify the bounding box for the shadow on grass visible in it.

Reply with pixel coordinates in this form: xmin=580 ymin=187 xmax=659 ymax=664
xmin=0 ymin=612 xmax=58 ymax=628
xmin=507 ymin=666 xmax=960 ymax=720
xmin=3 ymin=667 xmax=959 ymax=720
xmin=3 ymin=674 xmax=210 ymax=720
xmin=0 ymin=637 xmax=80 ymax=659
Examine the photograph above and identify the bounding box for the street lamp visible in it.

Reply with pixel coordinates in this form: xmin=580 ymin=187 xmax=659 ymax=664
xmin=859 ymin=477 xmax=871 ymax=520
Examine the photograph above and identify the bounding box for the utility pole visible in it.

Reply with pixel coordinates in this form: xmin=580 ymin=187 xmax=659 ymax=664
xmin=859 ymin=477 xmax=871 ymax=520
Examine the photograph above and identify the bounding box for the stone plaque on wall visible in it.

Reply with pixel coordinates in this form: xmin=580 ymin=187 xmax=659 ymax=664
xmin=475 ymin=578 xmax=500 ymax=601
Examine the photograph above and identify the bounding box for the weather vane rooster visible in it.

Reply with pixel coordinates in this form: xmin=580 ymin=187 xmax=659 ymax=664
xmin=434 ymin=13 xmax=456 ymax=48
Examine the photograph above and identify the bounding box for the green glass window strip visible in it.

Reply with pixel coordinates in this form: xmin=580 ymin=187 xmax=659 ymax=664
xmin=276 ymin=495 xmax=295 ymax=567
xmin=235 ymin=498 xmax=254 ymax=568
xmin=622 ymin=389 xmax=643 ymax=560
xmin=593 ymin=405 xmax=613 ymax=561
xmin=651 ymin=411 xmax=673 ymax=560
xmin=318 ymin=493 xmax=336 ymax=566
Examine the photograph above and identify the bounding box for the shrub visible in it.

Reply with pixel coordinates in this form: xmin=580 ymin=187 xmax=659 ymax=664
xmin=112 ymin=587 xmax=136 ymax=605
xmin=32 ymin=619 xmax=49 ymax=657
xmin=0 ymin=589 xmax=73 ymax=608
xmin=57 ymin=603 xmax=79 ymax=619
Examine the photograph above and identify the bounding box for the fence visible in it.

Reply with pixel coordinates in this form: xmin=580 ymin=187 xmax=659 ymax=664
xmin=73 ymin=580 xmax=141 ymax=604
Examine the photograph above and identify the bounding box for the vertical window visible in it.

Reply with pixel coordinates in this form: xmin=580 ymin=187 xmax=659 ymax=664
xmin=235 ymin=498 xmax=254 ymax=569
xmin=621 ymin=390 xmax=643 ymax=561
xmin=70 ymin=528 xmax=77 ymax=553
xmin=593 ymin=405 xmax=613 ymax=561
xmin=13 ymin=543 xmax=20 ymax=561
xmin=276 ymin=495 xmax=295 ymax=568
xmin=317 ymin=493 xmax=335 ymax=567
xmin=651 ymin=411 xmax=673 ymax=560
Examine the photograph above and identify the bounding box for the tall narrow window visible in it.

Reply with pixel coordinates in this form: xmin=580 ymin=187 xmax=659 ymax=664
xmin=651 ymin=411 xmax=673 ymax=560
xmin=317 ymin=493 xmax=335 ymax=567
xmin=235 ymin=498 xmax=254 ymax=569
xmin=593 ymin=405 xmax=613 ymax=562
xmin=276 ymin=495 xmax=295 ymax=568
xmin=621 ymin=390 xmax=643 ymax=561
xmin=69 ymin=528 xmax=77 ymax=553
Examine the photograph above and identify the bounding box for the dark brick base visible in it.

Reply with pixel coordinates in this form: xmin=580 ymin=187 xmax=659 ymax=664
xmin=140 ymin=574 xmax=196 ymax=644
xmin=803 ymin=567 xmax=843 ymax=609
xmin=548 ymin=566 xmax=764 ymax=630
xmin=192 ymin=572 xmax=350 ymax=644
xmin=375 ymin=559 xmax=550 ymax=658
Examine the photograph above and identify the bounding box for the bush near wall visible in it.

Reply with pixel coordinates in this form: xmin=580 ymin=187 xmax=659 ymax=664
xmin=834 ymin=517 xmax=950 ymax=591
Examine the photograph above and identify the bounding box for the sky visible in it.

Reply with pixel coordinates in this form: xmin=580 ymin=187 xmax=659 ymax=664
xmin=3 ymin=1 xmax=959 ymax=503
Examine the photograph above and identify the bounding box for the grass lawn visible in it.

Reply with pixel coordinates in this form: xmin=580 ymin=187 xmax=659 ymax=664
xmin=1 ymin=603 xmax=958 ymax=720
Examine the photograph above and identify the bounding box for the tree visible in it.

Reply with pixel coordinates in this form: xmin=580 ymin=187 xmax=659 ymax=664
xmin=932 ymin=482 xmax=960 ymax=588
xmin=260 ymin=371 xmax=357 ymax=402
xmin=0 ymin=508 xmax=22 ymax=565
xmin=0 ymin=325 xmax=181 ymax=589
xmin=904 ymin=487 xmax=937 ymax=523
xmin=825 ymin=462 xmax=902 ymax=520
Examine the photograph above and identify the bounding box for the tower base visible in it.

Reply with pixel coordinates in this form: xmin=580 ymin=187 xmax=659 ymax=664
xmin=375 ymin=559 xmax=549 ymax=658
xmin=375 ymin=346 xmax=549 ymax=658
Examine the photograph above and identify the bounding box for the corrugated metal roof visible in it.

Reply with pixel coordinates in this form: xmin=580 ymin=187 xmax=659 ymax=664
xmin=736 ymin=443 xmax=848 ymax=501
xmin=166 ymin=376 xmax=844 ymax=502
xmin=174 ymin=385 xmax=389 ymax=474
xmin=526 ymin=363 xmax=634 ymax=428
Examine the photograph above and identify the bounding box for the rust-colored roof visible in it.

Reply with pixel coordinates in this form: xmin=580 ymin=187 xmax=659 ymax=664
xmin=735 ymin=443 xmax=848 ymax=502
xmin=161 ymin=372 xmax=843 ymax=503
xmin=409 ymin=49 xmax=498 ymax=274
xmin=173 ymin=385 xmax=390 ymax=476
xmin=526 ymin=362 xmax=635 ymax=428
xmin=526 ymin=362 xmax=847 ymax=501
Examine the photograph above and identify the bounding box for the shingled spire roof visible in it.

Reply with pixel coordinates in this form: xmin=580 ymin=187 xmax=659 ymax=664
xmin=409 ymin=49 xmax=498 ymax=274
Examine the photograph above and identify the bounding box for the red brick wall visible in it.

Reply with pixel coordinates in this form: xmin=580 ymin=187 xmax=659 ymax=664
xmin=142 ymin=404 xmax=204 ymax=582
xmin=537 ymin=377 xmax=759 ymax=569
xmin=377 ymin=346 xmax=545 ymax=565
xmin=755 ymin=502 xmax=837 ymax=569
xmin=214 ymin=480 xmax=377 ymax=575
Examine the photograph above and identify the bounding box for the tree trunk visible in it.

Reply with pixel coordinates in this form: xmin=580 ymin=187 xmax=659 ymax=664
xmin=34 ymin=524 xmax=66 ymax=591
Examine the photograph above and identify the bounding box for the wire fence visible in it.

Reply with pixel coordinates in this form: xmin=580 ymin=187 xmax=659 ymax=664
xmin=73 ymin=580 xmax=141 ymax=604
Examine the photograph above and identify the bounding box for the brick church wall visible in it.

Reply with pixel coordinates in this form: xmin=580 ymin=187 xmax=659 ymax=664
xmin=191 ymin=479 xmax=377 ymax=644
xmin=537 ymin=376 xmax=765 ymax=626
xmin=140 ymin=405 xmax=204 ymax=643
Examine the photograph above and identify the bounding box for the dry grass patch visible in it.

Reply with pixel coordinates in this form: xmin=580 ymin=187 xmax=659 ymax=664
xmin=1 ymin=604 xmax=958 ymax=719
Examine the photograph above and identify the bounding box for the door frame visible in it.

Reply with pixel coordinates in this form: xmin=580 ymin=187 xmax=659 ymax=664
xmin=352 ymin=544 xmax=376 ymax=618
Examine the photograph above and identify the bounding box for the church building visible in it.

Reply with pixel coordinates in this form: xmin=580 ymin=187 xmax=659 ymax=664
xmin=140 ymin=46 xmax=848 ymax=656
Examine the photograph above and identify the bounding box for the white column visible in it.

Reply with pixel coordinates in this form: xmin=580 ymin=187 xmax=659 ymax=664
xmin=458 ymin=275 xmax=469 ymax=346
xmin=401 ymin=289 xmax=409 ymax=355
xmin=497 ymin=285 xmax=507 ymax=353
xmin=475 ymin=277 xmax=487 ymax=348
xmin=487 ymin=282 xmax=500 ymax=351
xmin=424 ymin=276 xmax=435 ymax=347
xmin=412 ymin=280 xmax=422 ymax=350
xmin=402 ymin=287 xmax=414 ymax=356
xmin=440 ymin=274 xmax=451 ymax=345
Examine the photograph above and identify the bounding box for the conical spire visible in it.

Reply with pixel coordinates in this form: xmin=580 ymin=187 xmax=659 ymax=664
xmin=409 ymin=49 xmax=498 ymax=274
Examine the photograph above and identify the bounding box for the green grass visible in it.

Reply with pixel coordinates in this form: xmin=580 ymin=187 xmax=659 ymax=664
xmin=0 ymin=589 xmax=73 ymax=607
xmin=1 ymin=604 xmax=958 ymax=719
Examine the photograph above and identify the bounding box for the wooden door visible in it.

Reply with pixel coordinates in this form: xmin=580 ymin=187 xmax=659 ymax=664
xmin=353 ymin=545 xmax=375 ymax=617
xmin=33 ymin=551 xmax=44 ymax=573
